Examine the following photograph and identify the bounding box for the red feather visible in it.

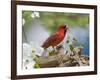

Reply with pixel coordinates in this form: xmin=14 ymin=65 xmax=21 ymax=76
xmin=42 ymin=25 xmax=68 ymax=49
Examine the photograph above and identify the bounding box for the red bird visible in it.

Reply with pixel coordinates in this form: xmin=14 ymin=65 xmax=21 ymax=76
xmin=42 ymin=24 xmax=69 ymax=49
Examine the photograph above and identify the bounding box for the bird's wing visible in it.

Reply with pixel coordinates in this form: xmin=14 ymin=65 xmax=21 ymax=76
xmin=42 ymin=32 xmax=60 ymax=48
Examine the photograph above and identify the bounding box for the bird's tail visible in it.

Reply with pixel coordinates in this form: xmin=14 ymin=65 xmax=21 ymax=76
xmin=42 ymin=43 xmax=48 ymax=49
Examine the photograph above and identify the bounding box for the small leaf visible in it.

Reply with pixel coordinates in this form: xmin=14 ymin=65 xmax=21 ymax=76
xmin=36 ymin=55 xmax=40 ymax=58
xmin=49 ymin=50 xmax=57 ymax=56
xmin=66 ymin=40 xmax=69 ymax=43
xmin=73 ymin=37 xmax=77 ymax=42
xmin=69 ymin=44 xmax=74 ymax=51
xmin=33 ymin=56 xmax=39 ymax=62
xmin=34 ymin=63 xmax=40 ymax=68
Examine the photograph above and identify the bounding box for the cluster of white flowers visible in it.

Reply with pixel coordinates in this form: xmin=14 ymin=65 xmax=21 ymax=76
xmin=31 ymin=12 xmax=40 ymax=18
xmin=22 ymin=12 xmax=40 ymax=26
xmin=22 ymin=42 xmax=44 ymax=70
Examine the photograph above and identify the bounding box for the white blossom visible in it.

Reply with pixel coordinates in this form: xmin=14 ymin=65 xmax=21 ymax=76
xmin=31 ymin=13 xmax=35 ymax=18
xmin=34 ymin=12 xmax=40 ymax=18
xmin=23 ymin=43 xmax=32 ymax=59
xmin=31 ymin=12 xmax=40 ymax=19
xmin=22 ymin=18 xmax=25 ymax=26
xmin=23 ymin=43 xmax=33 ymax=69
xmin=30 ymin=41 xmax=44 ymax=56
xmin=23 ymin=60 xmax=35 ymax=70
xmin=22 ymin=42 xmax=44 ymax=69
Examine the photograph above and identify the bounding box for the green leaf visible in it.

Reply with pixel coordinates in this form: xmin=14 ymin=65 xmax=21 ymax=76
xmin=33 ymin=56 xmax=39 ymax=62
xmin=66 ymin=40 xmax=69 ymax=43
xmin=49 ymin=50 xmax=57 ymax=56
xmin=34 ymin=63 xmax=40 ymax=68
xmin=73 ymin=37 xmax=77 ymax=42
xmin=22 ymin=11 xmax=33 ymax=28
xmin=69 ymin=44 xmax=74 ymax=51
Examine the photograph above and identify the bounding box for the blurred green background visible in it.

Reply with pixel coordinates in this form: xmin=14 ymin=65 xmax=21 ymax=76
xmin=22 ymin=11 xmax=89 ymax=33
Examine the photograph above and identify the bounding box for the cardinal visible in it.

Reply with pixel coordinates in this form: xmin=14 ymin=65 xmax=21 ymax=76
xmin=42 ymin=24 xmax=69 ymax=49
